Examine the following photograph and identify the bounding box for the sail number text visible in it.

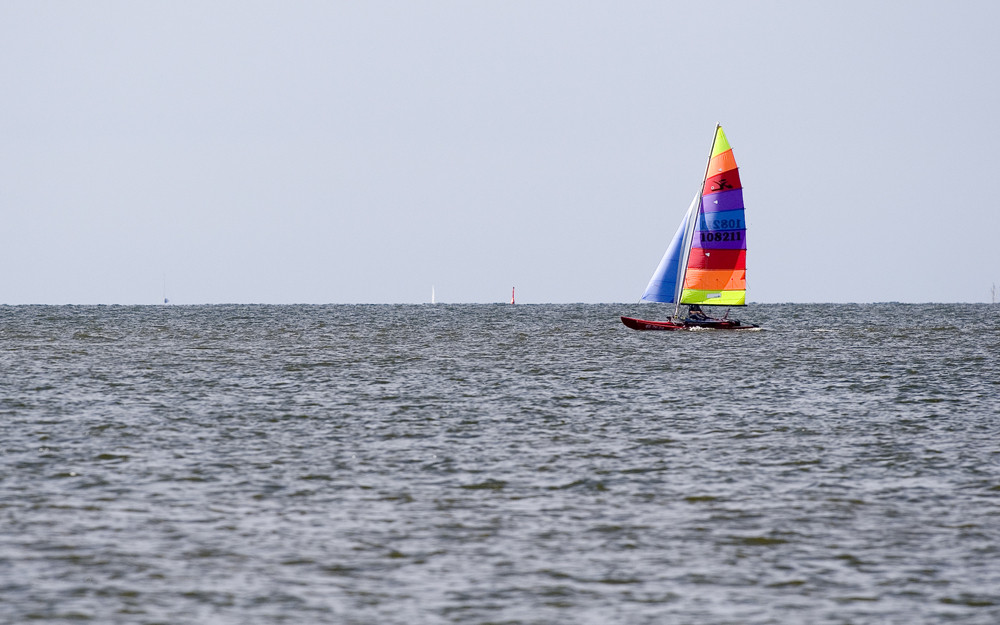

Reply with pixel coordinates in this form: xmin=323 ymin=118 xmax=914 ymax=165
xmin=700 ymin=231 xmax=743 ymax=242
xmin=704 ymin=218 xmax=743 ymax=229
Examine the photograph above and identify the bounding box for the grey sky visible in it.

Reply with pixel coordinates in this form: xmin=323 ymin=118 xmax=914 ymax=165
xmin=2 ymin=1 xmax=998 ymax=304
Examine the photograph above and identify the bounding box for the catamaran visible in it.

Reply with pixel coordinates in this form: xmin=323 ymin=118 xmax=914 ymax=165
xmin=621 ymin=124 xmax=756 ymax=331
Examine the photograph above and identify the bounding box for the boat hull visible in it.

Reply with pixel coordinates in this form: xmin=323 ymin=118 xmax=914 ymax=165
xmin=620 ymin=316 xmax=757 ymax=331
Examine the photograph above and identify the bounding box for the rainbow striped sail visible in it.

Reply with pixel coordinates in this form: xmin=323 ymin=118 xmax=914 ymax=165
xmin=641 ymin=125 xmax=747 ymax=309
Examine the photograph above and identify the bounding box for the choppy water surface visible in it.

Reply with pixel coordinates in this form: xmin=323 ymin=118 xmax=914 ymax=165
xmin=1 ymin=303 xmax=998 ymax=624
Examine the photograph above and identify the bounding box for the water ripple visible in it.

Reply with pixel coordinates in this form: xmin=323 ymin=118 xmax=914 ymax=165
xmin=1 ymin=303 xmax=999 ymax=624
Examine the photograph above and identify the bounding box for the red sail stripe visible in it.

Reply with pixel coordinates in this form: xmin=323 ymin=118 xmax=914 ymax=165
xmin=687 ymin=248 xmax=746 ymax=270
xmin=703 ymin=169 xmax=741 ymax=195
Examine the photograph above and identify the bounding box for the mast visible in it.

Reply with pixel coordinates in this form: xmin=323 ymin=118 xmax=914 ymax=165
xmin=672 ymin=196 xmax=699 ymax=318
xmin=674 ymin=124 xmax=721 ymax=319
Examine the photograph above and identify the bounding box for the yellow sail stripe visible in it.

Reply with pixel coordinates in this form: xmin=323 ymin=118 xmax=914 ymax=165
xmin=680 ymin=288 xmax=746 ymax=306
xmin=711 ymin=126 xmax=731 ymax=158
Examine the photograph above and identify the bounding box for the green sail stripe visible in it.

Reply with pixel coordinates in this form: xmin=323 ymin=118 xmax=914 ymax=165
xmin=711 ymin=126 xmax=731 ymax=158
xmin=680 ymin=288 xmax=746 ymax=306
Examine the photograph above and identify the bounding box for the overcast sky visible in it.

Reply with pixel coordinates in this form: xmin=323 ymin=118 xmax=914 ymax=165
xmin=2 ymin=1 xmax=998 ymax=304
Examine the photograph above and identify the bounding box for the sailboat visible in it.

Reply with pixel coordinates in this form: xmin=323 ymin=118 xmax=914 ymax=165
xmin=621 ymin=124 xmax=756 ymax=331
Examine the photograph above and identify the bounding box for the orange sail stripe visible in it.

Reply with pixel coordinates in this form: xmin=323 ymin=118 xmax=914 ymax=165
xmin=687 ymin=248 xmax=745 ymax=270
xmin=707 ymin=149 xmax=737 ymax=176
xmin=684 ymin=268 xmax=746 ymax=291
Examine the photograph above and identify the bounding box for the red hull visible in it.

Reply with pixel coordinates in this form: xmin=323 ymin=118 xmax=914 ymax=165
xmin=620 ymin=316 xmax=757 ymax=331
xmin=620 ymin=316 xmax=686 ymax=331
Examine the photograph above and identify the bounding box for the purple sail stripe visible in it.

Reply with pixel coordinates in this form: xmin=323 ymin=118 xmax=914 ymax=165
xmin=701 ymin=188 xmax=743 ymax=213
xmin=691 ymin=235 xmax=747 ymax=250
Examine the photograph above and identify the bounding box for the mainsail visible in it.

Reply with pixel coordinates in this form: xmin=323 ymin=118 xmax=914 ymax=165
xmin=640 ymin=125 xmax=747 ymax=309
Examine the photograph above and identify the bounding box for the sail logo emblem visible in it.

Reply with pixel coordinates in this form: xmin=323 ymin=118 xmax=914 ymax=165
xmin=710 ymin=178 xmax=733 ymax=192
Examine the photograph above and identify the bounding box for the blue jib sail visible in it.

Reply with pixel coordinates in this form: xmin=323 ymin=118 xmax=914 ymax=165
xmin=640 ymin=194 xmax=698 ymax=303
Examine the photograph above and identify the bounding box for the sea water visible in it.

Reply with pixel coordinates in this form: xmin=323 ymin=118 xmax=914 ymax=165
xmin=1 ymin=303 xmax=998 ymax=624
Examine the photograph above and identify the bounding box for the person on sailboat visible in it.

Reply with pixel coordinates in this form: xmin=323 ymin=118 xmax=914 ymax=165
xmin=687 ymin=305 xmax=708 ymax=321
